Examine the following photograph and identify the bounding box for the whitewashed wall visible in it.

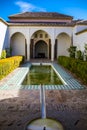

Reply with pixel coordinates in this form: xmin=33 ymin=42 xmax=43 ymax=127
xmin=75 ymin=25 xmax=87 ymax=32
xmin=0 ymin=19 xmax=7 ymax=56
xmin=11 ymin=32 xmax=25 ymax=56
xmin=8 ymin=25 xmax=73 ymax=60
xmin=73 ymin=25 xmax=87 ymax=51
xmin=57 ymin=33 xmax=71 ymax=57
xmin=75 ymin=32 xmax=87 ymax=51
xmin=9 ymin=25 xmax=87 ymax=60
xmin=9 ymin=26 xmax=73 ymax=43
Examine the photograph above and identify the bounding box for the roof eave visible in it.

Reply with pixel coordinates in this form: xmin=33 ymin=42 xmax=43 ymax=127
xmin=0 ymin=17 xmax=8 ymax=25
xmin=8 ymin=22 xmax=75 ymax=27
xmin=76 ymin=29 xmax=87 ymax=35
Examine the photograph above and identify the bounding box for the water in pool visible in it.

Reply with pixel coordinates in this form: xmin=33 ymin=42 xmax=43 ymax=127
xmin=22 ymin=65 xmax=63 ymax=85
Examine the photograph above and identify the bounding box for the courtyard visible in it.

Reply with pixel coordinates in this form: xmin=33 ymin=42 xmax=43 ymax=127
xmin=0 ymin=2 xmax=87 ymax=130
xmin=0 ymin=62 xmax=87 ymax=130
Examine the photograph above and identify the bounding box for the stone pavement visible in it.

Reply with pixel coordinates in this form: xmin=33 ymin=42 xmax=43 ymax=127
xmin=0 ymin=89 xmax=87 ymax=130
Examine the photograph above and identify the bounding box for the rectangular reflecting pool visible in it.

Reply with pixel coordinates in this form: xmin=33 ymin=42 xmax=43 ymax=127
xmin=22 ymin=65 xmax=63 ymax=85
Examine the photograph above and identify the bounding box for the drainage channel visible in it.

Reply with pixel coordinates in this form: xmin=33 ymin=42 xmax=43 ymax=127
xmin=25 ymin=85 xmax=64 ymax=130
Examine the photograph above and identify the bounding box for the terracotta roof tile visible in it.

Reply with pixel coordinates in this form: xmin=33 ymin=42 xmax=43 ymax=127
xmin=76 ymin=20 xmax=87 ymax=25
xmin=8 ymin=12 xmax=73 ymax=19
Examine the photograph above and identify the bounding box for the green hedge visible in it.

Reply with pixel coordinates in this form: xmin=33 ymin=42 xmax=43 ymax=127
xmin=58 ymin=56 xmax=87 ymax=83
xmin=0 ymin=56 xmax=23 ymax=80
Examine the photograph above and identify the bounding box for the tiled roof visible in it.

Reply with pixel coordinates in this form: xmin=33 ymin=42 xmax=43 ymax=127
xmin=76 ymin=20 xmax=87 ymax=25
xmin=8 ymin=12 xmax=73 ymax=19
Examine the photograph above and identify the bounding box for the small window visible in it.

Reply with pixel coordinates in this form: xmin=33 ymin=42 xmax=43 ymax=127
xmin=40 ymin=34 xmax=43 ymax=38
xmin=45 ymin=34 xmax=48 ymax=38
xmin=35 ymin=34 xmax=37 ymax=38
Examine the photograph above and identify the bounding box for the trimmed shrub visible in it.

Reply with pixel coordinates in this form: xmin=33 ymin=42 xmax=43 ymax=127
xmin=58 ymin=56 xmax=87 ymax=84
xmin=76 ymin=50 xmax=83 ymax=60
xmin=0 ymin=50 xmax=6 ymax=59
xmin=67 ymin=46 xmax=76 ymax=58
xmin=6 ymin=48 xmax=12 ymax=57
xmin=0 ymin=56 xmax=23 ymax=80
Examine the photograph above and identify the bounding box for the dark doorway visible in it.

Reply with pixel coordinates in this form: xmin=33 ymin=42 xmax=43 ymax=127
xmin=35 ymin=40 xmax=48 ymax=58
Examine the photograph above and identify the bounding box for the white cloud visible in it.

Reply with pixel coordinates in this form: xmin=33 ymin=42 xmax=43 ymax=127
xmin=15 ymin=1 xmax=46 ymax=12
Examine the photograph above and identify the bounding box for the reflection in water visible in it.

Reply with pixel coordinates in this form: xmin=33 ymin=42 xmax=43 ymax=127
xmin=26 ymin=118 xmax=64 ymax=130
xmin=43 ymin=126 xmax=46 ymax=130
xmin=22 ymin=65 xmax=62 ymax=85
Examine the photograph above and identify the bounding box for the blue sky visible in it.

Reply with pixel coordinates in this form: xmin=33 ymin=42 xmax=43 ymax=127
xmin=0 ymin=0 xmax=87 ymax=21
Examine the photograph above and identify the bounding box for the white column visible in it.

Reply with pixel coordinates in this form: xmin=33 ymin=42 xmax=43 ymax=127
xmin=51 ymin=39 xmax=55 ymax=61
xmin=33 ymin=43 xmax=35 ymax=58
xmin=47 ymin=40 xmax=49 ymax=59
xmin=27 ymin=38 xmax=30 ymax=61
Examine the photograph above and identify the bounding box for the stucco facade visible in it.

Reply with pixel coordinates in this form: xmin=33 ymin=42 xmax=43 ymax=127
xmin=0 ymin=18 xmax=8 ymax=56
xmin=0 ymin=12 xmax=87 ymax=61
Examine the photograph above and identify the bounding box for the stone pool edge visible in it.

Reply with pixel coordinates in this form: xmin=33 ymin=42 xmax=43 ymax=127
xmin=0 ymin=62 xmax=85 ymax=90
